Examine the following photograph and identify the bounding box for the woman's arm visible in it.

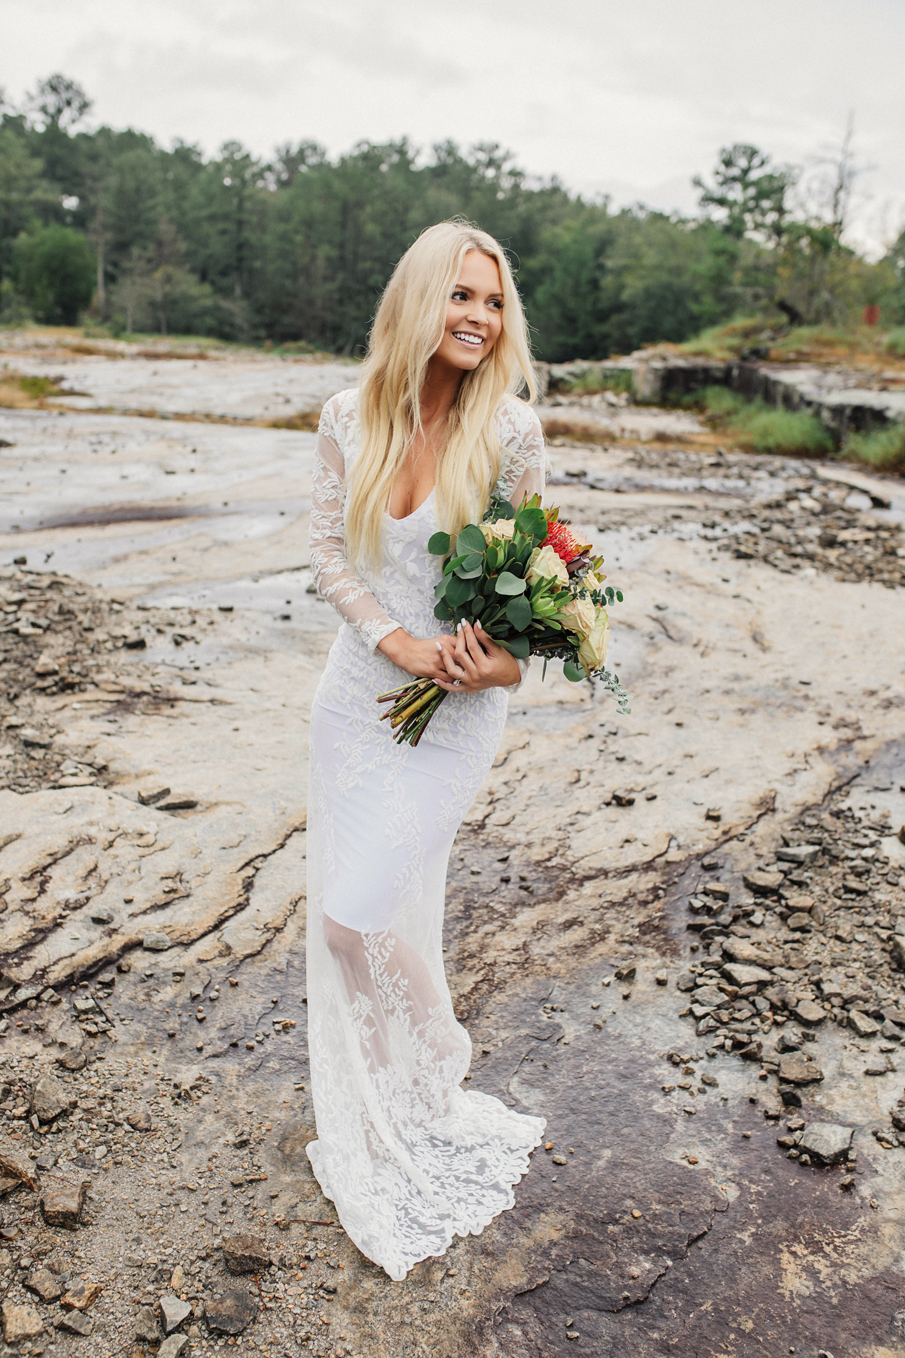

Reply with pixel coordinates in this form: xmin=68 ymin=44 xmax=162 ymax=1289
xmin=309 ymin=422 xmax=402 ymax=653
xmin=309 ymin=409 xmax=457 ymax=685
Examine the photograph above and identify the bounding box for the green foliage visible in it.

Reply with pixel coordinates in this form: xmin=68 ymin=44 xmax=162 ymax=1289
xmin=699 ymin=385 xmax=746 ymax=417
xmin=0 ymin=78 xmax=896 ymax=354
xmin=843 ymin=423 xmax=905 ymax=472
xmin=694 ymin=143 xmax=795 ymax=243
xmin=740 ymin=405 xmax=833 ymax=455
xmin=12 ymin=223 xmax=94 ymax=324
xmin=885 ymin=327 xmax=905 ymax=358
xmin=17 ymin=375 xmax=58 ymax=398
xmin=697 ymin=385 xmax=834 ymax=454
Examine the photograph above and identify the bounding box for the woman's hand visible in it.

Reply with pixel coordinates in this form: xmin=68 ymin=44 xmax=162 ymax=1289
xmin=378 ymin=628 xmax=462 ymax=684
xmin=435 ymin=619 xmax=521 ymax=692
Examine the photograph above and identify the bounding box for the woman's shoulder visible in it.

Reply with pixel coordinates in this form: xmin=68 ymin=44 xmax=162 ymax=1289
xmin=496 ymin=394 xmax=544 ymax=458
xmin=318 ymin=386 xmax=361 ymax=449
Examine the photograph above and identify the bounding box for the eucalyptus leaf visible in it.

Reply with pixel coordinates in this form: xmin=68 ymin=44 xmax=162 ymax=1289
xmin=563 ymin=659 xmax=585 ymax=682
xmin=428 ymin=531 xmax=451 ymax=555
xmin=457 ymin=524 xmax=487 ymax=554
xmin=494 ymin=571 xmax=527 ymax=596
xmin=505 ymin=595 xmax=532 ymax=631
xmin=514 ymin=505 xmax=548 ymax=540
xmin=446 ymin=574 xmax=477 ymax=607
xmin=434 ymin=576 xmax=449 ymax=599
xmin=498 ymin=634 xmax=530 ymax=659
xmin=434 ymin=600 xmax=453 ymax=621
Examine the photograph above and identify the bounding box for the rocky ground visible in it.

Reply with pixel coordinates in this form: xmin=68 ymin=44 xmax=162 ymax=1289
xmin=1 ymin=337 xmax=905 ymax=1358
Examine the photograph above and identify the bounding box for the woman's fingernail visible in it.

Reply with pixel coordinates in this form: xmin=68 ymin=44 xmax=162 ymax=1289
xmin=436 ymin=641 xmax=443 ymax=652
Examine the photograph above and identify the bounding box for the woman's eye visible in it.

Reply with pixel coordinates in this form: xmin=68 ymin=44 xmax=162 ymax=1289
xmin=451 ymin=290 xmax=468 ymax=301
xmin=489 ymin=299 xmax=503 ymax=310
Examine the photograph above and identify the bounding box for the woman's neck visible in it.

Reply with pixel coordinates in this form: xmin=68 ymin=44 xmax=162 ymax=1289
xmin=419 ymin=358 xmax=462 ymax=428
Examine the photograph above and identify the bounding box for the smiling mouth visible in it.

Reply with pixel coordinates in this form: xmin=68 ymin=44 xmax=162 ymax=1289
xmin=452 ymin=331 xmax=484 ymax=348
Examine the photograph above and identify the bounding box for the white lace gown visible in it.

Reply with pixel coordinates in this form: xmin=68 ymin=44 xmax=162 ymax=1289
xmin=305 ymin=387 xmax=547 ymax=1281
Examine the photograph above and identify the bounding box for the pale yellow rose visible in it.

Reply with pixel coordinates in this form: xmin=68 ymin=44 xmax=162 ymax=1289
xmin=478 ymin=518 xmax=516 ymax=545
xmin=526 ymin=544 xmax=569 ymax=587
xmin=577 ymin=609 xmax=610 ymax=676
xmin=582 ymin=571 xmax=604 ymax=593
xmin=556 ymin=593 xmax=596 ymax=637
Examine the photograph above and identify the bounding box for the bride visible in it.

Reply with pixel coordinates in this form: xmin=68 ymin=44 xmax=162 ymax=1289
xmin=306 ymin=219 xmax=546 ymax=1281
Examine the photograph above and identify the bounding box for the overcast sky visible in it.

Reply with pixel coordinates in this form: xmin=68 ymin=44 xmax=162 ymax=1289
xmin=4 ymin=0 xmax=904 ymax=253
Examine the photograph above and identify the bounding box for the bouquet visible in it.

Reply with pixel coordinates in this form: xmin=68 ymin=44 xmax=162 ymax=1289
xmin=377 ymin=494 xmax=630 ymax=746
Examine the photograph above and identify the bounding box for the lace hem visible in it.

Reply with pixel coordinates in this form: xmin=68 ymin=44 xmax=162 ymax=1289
xmin=306 ymin=1106 xmax=545 ymax=1282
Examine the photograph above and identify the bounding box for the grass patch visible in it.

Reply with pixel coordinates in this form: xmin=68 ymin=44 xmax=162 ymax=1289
xmin=0 ymin=370 xmax=67 ymax=408
xmin=885 ymin=327 xmax=905 ymax=359
xmin=843 ymin=424 xmax=905 ymax=472
xmin=694 ymin=385 xmax=834 ymax=455
xmin=740 ymin=406 xmax=833 ymax=455
xmin=679 ymin=318 xmax=777 ymax=361
xmin=677 ymin=318 xmax=905 ymax=372
xmin=567 ymin=368 xmax=634 ymax=396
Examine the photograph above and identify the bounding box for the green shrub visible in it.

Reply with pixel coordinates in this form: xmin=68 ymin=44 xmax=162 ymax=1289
xmin=695 ymin=384 xmax=833 ymax=454
xmin=569 ymin=368 xmax=634 ymax=395
xmin=12 ymin=225 xmax=95 ymax=325
xmin=885 ymin=327 xmax=905 ymax=358
xmin=699 ymin=385 xmax=746 ymax=417
xmin=18 ymin=376 xmax=59 ymax=399
xmin=739 ymin=406 xmax=833 ymax=454
xmin=843 ymin=424 xmax=905 ymax=471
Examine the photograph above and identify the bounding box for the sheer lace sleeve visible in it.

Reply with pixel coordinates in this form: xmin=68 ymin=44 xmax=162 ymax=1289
xmin=496 ymin=397 xmax=547 ymax=510
xmin=309 ymin=400 xmax=401 ymax=654
xmin=495 ymin=397 xmax=547 ymax=692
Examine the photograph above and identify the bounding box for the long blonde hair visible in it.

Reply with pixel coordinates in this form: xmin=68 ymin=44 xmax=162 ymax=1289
xmin=346 ymin=220 xmax=537 ymax=568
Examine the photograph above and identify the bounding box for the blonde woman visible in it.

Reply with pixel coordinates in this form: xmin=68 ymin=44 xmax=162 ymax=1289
xmin=306 ymin=221 xmax=546 ymax=1281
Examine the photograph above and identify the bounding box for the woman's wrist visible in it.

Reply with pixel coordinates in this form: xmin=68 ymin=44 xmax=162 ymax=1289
xmin=377 ymin=627 xmax=410 ymax=664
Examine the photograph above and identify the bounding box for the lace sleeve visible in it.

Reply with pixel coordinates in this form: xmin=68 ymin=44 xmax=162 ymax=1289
xmin=495 ymin=398 xmax=547 ymax=693
xmin=496 ymin=398 xmax=547 ymax=510
xmin=309 ymin=404 xmax=401 ymax=654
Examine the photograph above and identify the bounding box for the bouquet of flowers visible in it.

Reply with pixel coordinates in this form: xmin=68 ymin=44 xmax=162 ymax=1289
xmin=377 ymin=494 xmax=630 ymax=746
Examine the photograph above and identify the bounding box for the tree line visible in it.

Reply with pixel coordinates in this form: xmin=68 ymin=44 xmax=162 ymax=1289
xmin=1 ymin=74 xmax=903 ymax=359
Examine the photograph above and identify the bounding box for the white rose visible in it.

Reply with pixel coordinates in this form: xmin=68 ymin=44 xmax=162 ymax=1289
xmin=577 ymin=609 xmax=610 ymax=676
xmin=527 ymin=544 xmax=569 ymax=587
xmin=478 ymin=518 xmax=516 ymax=545
xmin=556 ymin=593 xmax=596 ymax=638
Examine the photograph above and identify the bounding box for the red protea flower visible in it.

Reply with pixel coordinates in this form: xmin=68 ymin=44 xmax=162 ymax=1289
xmin=542 ymin=517 xmax=590 ymax=564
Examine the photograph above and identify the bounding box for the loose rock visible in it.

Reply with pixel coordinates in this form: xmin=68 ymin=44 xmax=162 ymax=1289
xmin=778 ymin=1054 xmax=824 ymax=1085
xmin=57 ymin=1311 xmax=93 ymax=1336
xmin=798 ymin=1123 xmax=854 ymax=1164
xmin=222 ymin=1233 xmax=273 ymax=1275
xmin=159 ymin=1337 xmax=190 ymax=1358
xmin=142 ymin=931 xmax=173 ymax=952
xmin=0 ymin=1142 xmax=39 ymax=1189
xmin=159 ymin=1294 xmax=192 ymax=1333
xmin=31 ymin=1072 xmax=73 ymax=1122
xmin=205 ymin=1287 xmax=259 ymax=1335
xmin=41 ymin=1180 xmax=89 ymax=1229
xmin=2 ymin=1300 xmax=44 ymax=1343
xmin=61 ymin=1279 xmax=103 ymax=1310
xmin=25 ymin=1266 xmax=64 ymax=1302
xmin=134 ymin=1306 xmax=162 ymax=1343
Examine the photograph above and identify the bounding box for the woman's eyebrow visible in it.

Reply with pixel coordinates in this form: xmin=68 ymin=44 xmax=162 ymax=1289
xmin=454 ymin=284 xmax=504 ymax=300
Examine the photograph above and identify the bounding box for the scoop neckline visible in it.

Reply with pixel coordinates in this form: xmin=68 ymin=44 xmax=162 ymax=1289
xmin=385 ymin=487 xmax=435 ymax=523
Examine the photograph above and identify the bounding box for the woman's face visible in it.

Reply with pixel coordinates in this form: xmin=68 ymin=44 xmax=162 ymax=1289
xmin=433 ymin=250 xmax=504 ymax=374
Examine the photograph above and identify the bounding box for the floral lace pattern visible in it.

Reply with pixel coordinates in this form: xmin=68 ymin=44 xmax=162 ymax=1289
xmin=306 ymin=388 xmax=546 ymax=1280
